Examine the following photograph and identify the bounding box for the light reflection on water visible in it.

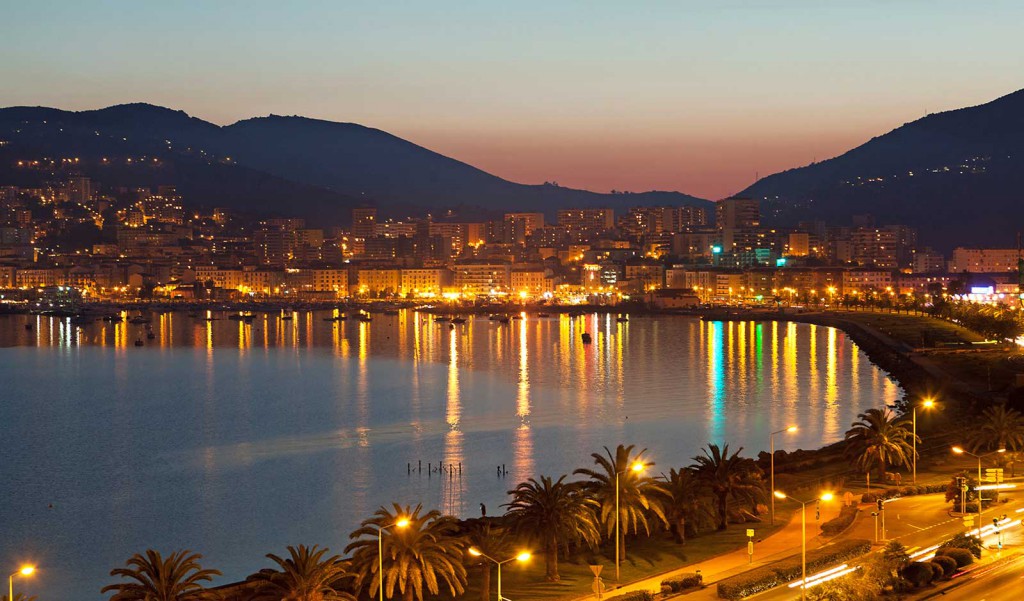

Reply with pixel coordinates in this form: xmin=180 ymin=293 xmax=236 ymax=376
xmin=0 ymin=311 xmax=899 ymax=599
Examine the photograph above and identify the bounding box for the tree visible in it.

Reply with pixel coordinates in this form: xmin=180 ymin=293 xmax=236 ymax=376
xmin=844 ymin=407 xmax=915 ymax=482
xmin=345 ymin=504 xmax=467 ymax=601
xmin=573 ymin=445 xmax=669 ymax=562
xmin=661 ymin=467 xmax=714 ymax=544
xmin=101 ymin=550 xmax=220 ymax=601
xmin=247 ymin=545 xmax=355 ymax=601
xmin=689 ymin=443 xmax=765 ymax=531
xmin=2 ymin=594 xmax=37 ymax=601
xmin=967 ymin=405 xmax=1024 ymax=452
xmin=941 ymin=532 xmax=983 ymax=559
xmin=503 ymin=475 xmax=600 ymax=581
xmin=944 ymin=471 xmax=980 ymax=512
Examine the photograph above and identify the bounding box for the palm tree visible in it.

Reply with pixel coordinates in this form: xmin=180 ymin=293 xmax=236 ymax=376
xmin=503 ymin=475 xmax=601 ymax=581
xmin=967 ymin=405 xmax=1024 ymax=452
xmin=101 ymin=549 xmax=220 ymax=601
xmin=574 ymin=444 xmax=668 ymax=563
xmin=690 ymin=443 xmax=765 ymax=531
xmin=345 ymin=503 xmax=466 ymax=601
xmin=844 ymin=407 xmax=915 ymax=482
xmin=461 ymin=520 xmax=513 ymax=601
xmin=248 ymin=545 xmax=355 ymax=601
xmin=661 ymin=467 xmax=714 ymax=544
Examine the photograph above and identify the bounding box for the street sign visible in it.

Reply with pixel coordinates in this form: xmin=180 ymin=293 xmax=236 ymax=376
xmin=963 ymin=516 xmax=975 ymax=528
xmin=746 ymin=529 xmax=755 ymax=537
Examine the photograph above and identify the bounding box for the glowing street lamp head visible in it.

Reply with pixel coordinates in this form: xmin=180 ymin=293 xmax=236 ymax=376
xmin=468 ymin=548 xmax=483 ymax=557
xmin=922 ymin=397 xmax=935 ymax=408
xmin=19 ymin=566 xmax=35 ymax=576
xmin=631 ymin=461 xmax=645 ymax=473
xmin=786 ymin=426 xmax=798 ymax=433
xmin=820 ymin=492 xmax=834 ymax=502
xmin=773 ymin=491 xmax=787 ymax=500
xmin=516 ymin=552 xmax=531 ymax=562
xmin=395 ymin=518 xmax=411 ymax=528
xmin=997 ymin=448 xmax=1007 ymax=453
xmin=952 ymin=446 xmax=965 ymax=455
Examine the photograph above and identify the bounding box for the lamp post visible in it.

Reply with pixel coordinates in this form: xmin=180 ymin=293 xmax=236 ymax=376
xmin=377 ymin=518 xmax=410 ymax=601
xmin=9 ymin=566 xmax=34 ymax=601
xmin=769 ymin=426 xmax=798 ymax=526
xmin=615 ymin=461 xmax=645 ymax=582
xmin=952 ymin=446 xmax=1005 ymax=514
xmin=468 ymin=548 xmax=530 ymax=601
xmin=912 ymin=398 xmax=936 ymax=484
xmin=774 ymin=491 xmax=833 ymax=601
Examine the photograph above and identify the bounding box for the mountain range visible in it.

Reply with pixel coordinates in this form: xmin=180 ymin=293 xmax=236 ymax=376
xmin=2 ymin=88 xmax=1023 ymax=248
xmin=0 ymin=104 xmax=710 ymax=225
xmin=741 ymin=88 xmax=1024 ymax=248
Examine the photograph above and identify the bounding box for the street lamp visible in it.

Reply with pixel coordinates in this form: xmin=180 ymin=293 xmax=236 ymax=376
xmin=952 ymin=446 xmax=1005 ymax=514
xmin=912 ymin=398 xmax=936 ymax=484
xmin=9 ymin=566 xmax=35 ymax=601
xmin=615 ymin=461 xmax=645 ymax=581
xmin=769 ymin=426 xmax=798 ymax=526
xmin=377 ymin=518 xmax=410 ymax=601
xmin=468 ymin=548 xmax=530 ymax=601
xmin=774 ymin=491 xmax=833 ymax=601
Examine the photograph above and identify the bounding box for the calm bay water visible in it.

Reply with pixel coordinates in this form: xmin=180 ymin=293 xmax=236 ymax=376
xmin=0 ymin=311 xmax=899 ymax=599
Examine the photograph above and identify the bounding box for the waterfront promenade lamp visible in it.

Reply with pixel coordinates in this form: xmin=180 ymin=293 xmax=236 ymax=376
xmin=952 ymin=446 xmax=1005 ymax=514
xmin=468 ymin=548 xmax=530 ymax=601
xmin=377 ymin=518 xmax=410 ymax=601
xmin=9 ymin=566 xmax=35 ymax=601
xmin=769 ymin=426 xmax=798 ymax=526
xmin=773 ymin=491 xmax=833 ymax=601
xmin=615 ymin=461 xmax=645 ymax=581
xmin=912 ymin=397 xmax=937 ymax=484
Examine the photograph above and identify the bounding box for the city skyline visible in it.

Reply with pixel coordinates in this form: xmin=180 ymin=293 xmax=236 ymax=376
xmin=3 ymin=1 xmax=1023 ymax=198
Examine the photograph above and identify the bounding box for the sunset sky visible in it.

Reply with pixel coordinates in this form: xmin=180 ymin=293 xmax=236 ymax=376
xmin=3 ymin=1 xmax=1023 ymax=199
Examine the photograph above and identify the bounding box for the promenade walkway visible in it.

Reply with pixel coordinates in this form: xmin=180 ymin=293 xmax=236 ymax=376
xmin=576 ymin=501 xmax=845 ymax=600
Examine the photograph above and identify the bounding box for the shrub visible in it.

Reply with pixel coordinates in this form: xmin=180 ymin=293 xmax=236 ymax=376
xmin=660 ymin=573 xmax=702 ymax=593
xmin=821 ymin=505 xmax=859 ymax=536
xmin=716 ymin=539 xmax=871 ymax=600
xmin=900 ymin=561 xmax=936 ymax=588
xmin=861 ymin=492 xmax=878 ymax=504
xmin=929 ymin=555 xmax=958 ymax=578
xmin=935 ymin=547 xmax=974 ymax=568
xmin=926 ymin=561 xmax=947 ymax=582
xmin=942 ymin=533 xmax=983 ymax=558
xmin=606 ymin=591 xmax=654 ymax=601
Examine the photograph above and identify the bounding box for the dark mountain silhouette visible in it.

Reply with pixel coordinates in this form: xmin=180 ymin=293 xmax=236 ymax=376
xmin=0 ymin=103 xmax=710 ymax=223
xmin=740 ymin=88 xmax=1024 ymax=248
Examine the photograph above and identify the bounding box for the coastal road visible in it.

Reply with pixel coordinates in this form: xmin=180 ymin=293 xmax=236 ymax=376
xmin=926 ymin=552 xmax=1024 ymax=601
xmin=751 ymin=491 xmax=1024 ymax=601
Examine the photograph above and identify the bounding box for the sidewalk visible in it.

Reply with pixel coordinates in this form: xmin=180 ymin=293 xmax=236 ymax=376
xmin=578 ymin=501 xmax=847 ymax=600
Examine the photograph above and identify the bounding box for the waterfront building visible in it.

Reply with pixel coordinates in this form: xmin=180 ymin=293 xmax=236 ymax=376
xmin=452 ymin=262 xmax=512 ymax=296
xmin=400 ymin=268 xmax=451 ymax=296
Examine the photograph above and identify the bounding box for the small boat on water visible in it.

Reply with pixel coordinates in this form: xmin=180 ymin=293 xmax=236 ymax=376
xmin=134 ymin=339 xmax=144 ymax=347
xmin=383 ymin=309 xmax=399 ymax=316
xmin=537 ymin=312 xmax=550 ymax=317
xmin=581 ymin=332 xmax=592 ymax=344
xmin=498 ymin=316 xmax=511 ymax=325
xmin=280 ymin=314 xmax=294 ymax=320
xmin=24 ymin=323 xmax=32 ymax=331
xmin=435 ymin=316 xmax=450 ymax=322
xmin=146 ymin=332 xmax=155 ymax=340
xmin=103 ymin=315 xmax=123 ymax=322
xmin=357 ymin=313 xmax=372 ymax=322
xmin=488 ymin=314 xmax=501 ymax=321
xmin=616 ymin=315 xmax=629 ymax=323
xmin=450 ymin=317 xmax=467 ymax=324
xmin=128 ymin=316 xmax=151 ymax=324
